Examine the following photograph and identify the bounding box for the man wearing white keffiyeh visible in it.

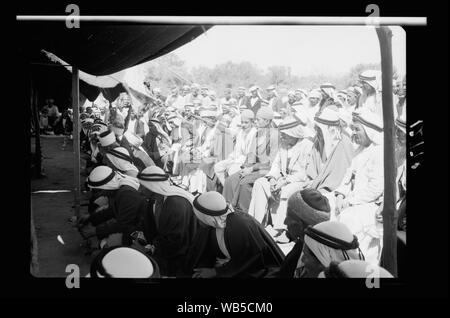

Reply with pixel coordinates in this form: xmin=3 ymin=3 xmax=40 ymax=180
xmin=77 ymin=166 xmax=150 ymax=248
xmin=294 ymin=221 xmax=365 ymax=278
xmin=186 ymin=191 xmax=285 ymax=278
xmin=247 ymin=115 xmax=314 ymax=234
xmin=123 ymin=130 xmax=155 ymax=171
xmin=137 ymin=166 xmax=199 ymax=277
xmin=333 ymin=108 xmax=384 ymax=265
xmin=104 ymin=147 xmax=140 ymax=178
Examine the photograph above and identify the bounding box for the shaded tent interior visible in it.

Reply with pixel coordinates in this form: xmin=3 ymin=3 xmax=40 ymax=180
xmin=25 ymin=51 xmax=127 ymax=111
xmin=20 ymin=23 xmax=211 ymax=109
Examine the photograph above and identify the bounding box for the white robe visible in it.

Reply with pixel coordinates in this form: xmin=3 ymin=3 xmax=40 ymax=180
xmin=333 ymin=143 xmax=384 ymax=265
xmin=127 ymin=118 xmax=137 ymax=134
xmin=248 ymin=138 xmax=313 ymax=227
xmin=361 ymin=92 xmax=382 ymax=118
xmin=214 ymin=127 xmax=257 ymax=185
xmin=180 ymin=123 xmax=219 ymax=193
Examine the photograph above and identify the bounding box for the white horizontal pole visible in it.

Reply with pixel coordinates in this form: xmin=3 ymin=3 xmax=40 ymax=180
xmin=16 ymin=15 xmax=427 ymax=25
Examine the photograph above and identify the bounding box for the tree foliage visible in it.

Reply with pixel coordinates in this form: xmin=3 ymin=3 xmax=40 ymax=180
xmin=145 ymin=53 xmax=384 ymax=97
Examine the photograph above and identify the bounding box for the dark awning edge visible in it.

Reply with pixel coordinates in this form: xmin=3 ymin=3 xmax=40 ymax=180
xmin=18 ymin=23 xmax=211 ymax=76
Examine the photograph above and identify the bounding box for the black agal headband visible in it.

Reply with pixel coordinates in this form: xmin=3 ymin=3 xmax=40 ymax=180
xmin=137 ymin=171 xmax=170 ymax=182
xmin=304 ymin=225 xmax=359 ymax=251
xmin=87 ymin=170 xmax=115 ymax=188
xmin=193 ymin=195 xmax=228 ymax=217
xmin=314 ymin=115 xmax=341 ymax=127
xmin=107 ymin=149 xmax=133 ymax=164
xmin=352 ymin=112 xmax=383 ymax=133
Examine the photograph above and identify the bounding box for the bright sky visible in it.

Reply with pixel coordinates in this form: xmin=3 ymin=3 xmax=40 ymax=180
xmin=172 ymin=25 xmax=406 ymax=77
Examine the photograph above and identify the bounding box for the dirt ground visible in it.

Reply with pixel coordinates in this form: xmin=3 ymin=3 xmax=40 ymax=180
xmin=31 ymin=135 xmax=93 ymax=277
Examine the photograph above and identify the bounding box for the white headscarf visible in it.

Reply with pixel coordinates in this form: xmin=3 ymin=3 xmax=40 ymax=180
xmin=124 ymin=130 xmax=150 ymax=156
xmin=100 ymin=247 xmax=155 ymax=278
xmin=137 ymin=166 xmax=194 ymax=204
xmin=278 ymin=116 xmax=306 ymax=139
xmin=359 ymin=70 xmax=381 ymax=92
xmin=296 ymin=221 xmax=364 ymax=273
xmin=191 ymin=191 xmax=233 ymax=229
xmin=192 ymin=191 xmax=233 ymax=263
xmin=99 ymin=130 xmax=117 ymax=147
xmin=293 ymin=112 xmax=315 ymax=138
xmin=193 ymin=209 xmax=231 ymax=229
xmin=105 ymin=147 xmax=139 ymax=176
xmin=303 ymin=234 xmax=362 ymax=267
xmin=88 ymin=166 xmax=140 ymax=191
xmin=314 ymin=107 xmax=342 ymax=159
xmin=124 ymin=130 xmax=143 ymax=148
xmin=337 ymin=260 xmax=393 ymax=278
xmin=352 ymin=108 xmax=384 ymax=145
xmin=320 ymin=83 xmax=336 ymax=100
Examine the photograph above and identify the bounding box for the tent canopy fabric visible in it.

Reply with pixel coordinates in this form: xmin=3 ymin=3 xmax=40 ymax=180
xmin=20 ymin=23 xmax=210 ymax=76
xmin=20 ymin=22 xmax=210 ymax=105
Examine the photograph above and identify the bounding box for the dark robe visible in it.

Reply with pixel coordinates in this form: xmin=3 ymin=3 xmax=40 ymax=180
xmin=185 ymin=212 xmax=285 ymax=278
xmin=130 ymin=148 xmax=155 ymax=172
xmin=245 ymin=97 xmax=262 ymax=115
xmin=80 ymin=130 xmax=90 ymax=153
xmin=89 ymin=185 xmax=153 ymax=246
xmin=142 ymin=122 xmax=164 ymax=169
xmin=53 ymin=117 xmax=64 ymax=135
xmin=151 ymin=195 xmax=199 ymax=277
xmin=276 ymin=239 xmax=304 ymax=278
xmin=63 ymin=115 xmax=73 ymax=134
xmin=237 ymin=96 xmax=250 ymax=108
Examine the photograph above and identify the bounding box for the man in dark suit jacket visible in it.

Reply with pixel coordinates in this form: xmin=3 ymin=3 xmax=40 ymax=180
xmin=236 ymin=87 xmax=249 ymax=110
xmin=245 ymin=86 xmax=263 ymax=115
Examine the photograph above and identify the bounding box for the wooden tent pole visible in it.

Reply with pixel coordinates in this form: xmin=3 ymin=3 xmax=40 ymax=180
xmin=30 ymin=202 xmax=39 ymax=276
xmin=72 ymin=68 xmax=81 ymax=217
xmin=31 ymin=73 xmax=43 ymax=178
xmin=376 ymin=26 xmax=398 ymax=277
